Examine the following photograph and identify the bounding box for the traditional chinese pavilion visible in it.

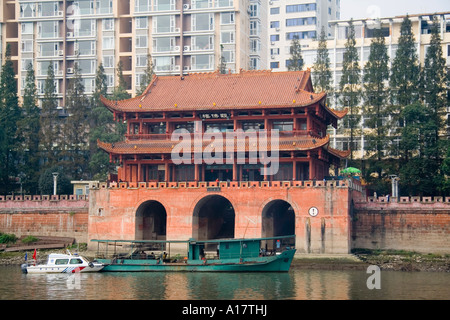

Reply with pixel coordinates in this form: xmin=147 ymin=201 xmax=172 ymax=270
xmin=98 ymin=69 xmax=349 ymax=183
xmin=89 ymin=69 xmax=358 ymax=254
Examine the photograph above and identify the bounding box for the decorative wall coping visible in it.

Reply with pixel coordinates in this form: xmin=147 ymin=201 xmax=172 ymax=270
xmin=356 ymin=196 xmax=450 ymax=206
xmin=90 ymin=179 xmax=358 ymax=191
xmin=0 ymin=194 xmax=89 ymax=203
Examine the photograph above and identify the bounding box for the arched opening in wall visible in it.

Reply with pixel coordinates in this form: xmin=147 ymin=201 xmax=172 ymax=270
xmin=135 ymin=200 xmax=167 ymax=241
xmin=192 ymin=195 xmax=235 ymax=242
xmin=261 ymin=200 xmax=295 ymax=251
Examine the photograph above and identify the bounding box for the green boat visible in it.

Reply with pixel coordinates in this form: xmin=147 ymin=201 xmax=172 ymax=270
xmin=91 ymin=236 xmax=296 ymax=272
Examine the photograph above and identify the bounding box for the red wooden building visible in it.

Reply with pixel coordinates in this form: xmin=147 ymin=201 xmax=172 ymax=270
xmin=98 ymin=69 xmax=349 ymax=184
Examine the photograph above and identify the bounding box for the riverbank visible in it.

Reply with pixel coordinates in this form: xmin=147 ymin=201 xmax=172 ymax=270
xmin=1 ymin=247 xmax=449 ymax=272
xmin=292 ymin=251 xmax=450 ymax=272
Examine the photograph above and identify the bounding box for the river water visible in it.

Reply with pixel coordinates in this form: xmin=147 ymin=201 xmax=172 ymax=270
xmin=0 ymin=265 xmax=448 ymax=301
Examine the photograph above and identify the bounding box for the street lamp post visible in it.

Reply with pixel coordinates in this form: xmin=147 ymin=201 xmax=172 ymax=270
xmin=389 ymin=175 xmax=400 ymax=199
xmin=52 ymin=172 xmax=59 ymax=196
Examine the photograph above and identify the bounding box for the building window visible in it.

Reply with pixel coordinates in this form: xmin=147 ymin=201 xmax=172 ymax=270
xmin=217 ymin=0 xmax=233 ymax=7
xmin=21 ymin=59 xmax=33 ymax=71
xmin=270 ymin=21 xmax=280 ymax=29
xmin=38 ymin=21 xmax=58 ymax=39
xmin=273 ymin=121 xmax=293 ymax=132
xmin=38 ymin=42 xmax=59 ymax=57
xmin=136 ymin=17 xmax=148 ymax=29
xmin=249 ymin=4 xmax=259 ymax=17
xmin=221 ymin=31 xmax=235 ymax=44
xmin=21 ymin=40 xmax=34 ymax=53
xmin=135 ymin=0 xmax=150 ymax=12
xmin=222 ymin=50 xmax=235 ymax=63
xmin=103 ymin=18 xmax=114 ymax=31
xmin=270 ymin=7 xmax=280 ymax=15
xmin=270 ymin=61 xmax=280 ymax=69
xmin=286 ymin=3 xmax=317 ymax=13
xmin=20 ymin=3 xmax=36 ymax=18
xmin=286 ymin=17 xmax=316 ymax=27
xmin=136 ymin=55 xmax=148 ymax=67
xmin=192 ymin=13 xmax=214 ymax=31
xmin=154 ymin=56 xmax=175 ymax=72
xmin=76 ymin=41 xmax=96 ymax=56
xmin=154 ymin=15 xmax=176 ymax=33
xmin=38 ymin=1 xmax=58 ymax=17
xmin=192 ymin=0 xmax=212 ymax=9
xmin=97 ymin=0 xmax=113 ymax=14
xmin=270 ymin=34 xmax=280 ymax=42
xmin=136 ymin=35 xmax=148 ymax=48
xmin=103 ymin=37 xmax=115 ymax=49
xmin=270 ymin=48 xmax=280 ymax=55
xmin=103 ymin=55 xmax=114 ymax=68
xmin=76 ymin=59 xmax=97 ymax=74
xmin=75 ymin=19 xmax=96 ymax=37
xmin=250 ymin=39 xmax=261 ymax=53
xmin=156 ymin=0 xmax=175 ymax=11
xmin=21 ymin=23 xmax=34 ymax=34
xmin=192 ymin=35 xmax=214 ymax=51
xmin=153 ymin=37 xmax=175 ymax=52
xmin=192 ymin=55 xmax=214 ymax=70
xmin=286 ymin=31 xmax=316 ymax=40
xmin=221 ymin=12 xmax=235 ymax=24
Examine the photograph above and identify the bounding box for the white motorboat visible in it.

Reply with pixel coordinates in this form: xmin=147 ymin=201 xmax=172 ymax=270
xmin=21 ymin=251 xmax=104 ymax=274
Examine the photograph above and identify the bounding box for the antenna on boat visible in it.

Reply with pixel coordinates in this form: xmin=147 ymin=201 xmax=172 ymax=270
xmin=243 ymin=217 xmax=256 ymax=239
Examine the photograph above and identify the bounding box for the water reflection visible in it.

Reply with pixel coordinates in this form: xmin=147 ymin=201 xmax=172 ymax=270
xmin=0 ymin=266 xmax=448 ymax=300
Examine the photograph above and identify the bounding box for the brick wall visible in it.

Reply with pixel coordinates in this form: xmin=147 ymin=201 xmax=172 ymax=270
xmin=0 ymin=195 xmax=89 ymax=243
xmin=88 ymin=180 xmax=357 ymax=254
xmin=352 ymin=197 xmax=450 ymax=254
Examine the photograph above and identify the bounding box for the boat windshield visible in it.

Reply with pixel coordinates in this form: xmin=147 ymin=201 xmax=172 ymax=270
xmin=55 ymin=259 xmax=69 ymax=265
xmin=70 ymin=258 xmax=83 ymax=264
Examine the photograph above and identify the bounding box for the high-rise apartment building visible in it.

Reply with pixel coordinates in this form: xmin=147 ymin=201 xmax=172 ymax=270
xmin=298 ymin=12 xmax=450 ymax=159
xmin=0 ymin=0 xmax=270 ymax=107
xmin=267 ymin=0 xmax=340 ymax=71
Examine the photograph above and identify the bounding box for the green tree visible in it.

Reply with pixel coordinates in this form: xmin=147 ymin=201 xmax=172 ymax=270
xmin=17 ymin=62 xmax=41 ymax=194
xmin=398 ymin=103 xmax=439 ymax=196
xmin=136 ymin=54 xmax=155 ymax=95
xmin=389 ymin=16 xmax=421 ymax=160
xmin=420 ymin=16 xmax=447 ymax=195
xmin=111 ymin=61 xmax=131 ymax=101
xmin=362 ymin=28 xmax=390 ymax=190
xmin=38 ymin=166 xmax=72 ymax=195
xmin=313 ymin=27 xmax=332 ymax=98
xmin=287 ymin=36 xmax=304 ymax=71
xmin=390 ymin=16 xmax=420 ymax=107
xmin=63 ymin=62 xmax=90 ymax=179
xmin=0 ymin=44 xmax=20 ymax=194
xmin=39 ymin=61 xmax=60 ymax=169
xmin=88 ymin=64 xmax=125 ymax=180
xmin=339 ymin=19 xmax=361 ymax=160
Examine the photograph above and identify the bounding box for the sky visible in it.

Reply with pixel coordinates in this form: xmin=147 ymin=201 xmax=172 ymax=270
xmin=340 ymin=0 xmax=450 ymax=20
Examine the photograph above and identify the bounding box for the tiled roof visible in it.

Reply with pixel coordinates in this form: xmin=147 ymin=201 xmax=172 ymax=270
xmin=98 ymin=134 xmax=332 ymax=155
xmin=101 ymin=69 xmax=345 ymax=119
xmin=327 ymin=147 xmax=351 ymax=159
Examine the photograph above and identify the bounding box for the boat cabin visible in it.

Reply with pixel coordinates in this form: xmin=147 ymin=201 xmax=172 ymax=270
xmin=47 ymin=253 xmax=84 ymax=266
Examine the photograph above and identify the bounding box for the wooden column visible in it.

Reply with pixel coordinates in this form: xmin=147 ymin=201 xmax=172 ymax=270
xmin=195 ymin=164 xmax=200 ymax=182
xmin=293 ymin=160 xmax=297 ymax=181
xmin=165 ymin=162 xmax=170 ymax=182
xmin=137 ymin=162 xmax=142 ymax=182
xmin=232 ymin=158 xmax=237 ymax=181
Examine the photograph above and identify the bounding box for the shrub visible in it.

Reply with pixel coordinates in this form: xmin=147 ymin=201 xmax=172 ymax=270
xmin=22 ymin=236 xmax=39 ymax=244
xmin=0 ymin=233 xmax=18 ymax=244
